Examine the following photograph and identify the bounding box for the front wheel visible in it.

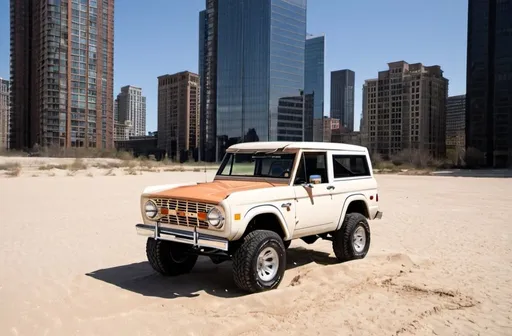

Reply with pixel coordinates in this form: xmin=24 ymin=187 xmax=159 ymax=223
xmin=232 ymin=230 xmax=286 ymax=293
xmin=332 ymin=213 xmax=371 ymax=262
xmin=146 ymin=238 xmax=198 ymax=276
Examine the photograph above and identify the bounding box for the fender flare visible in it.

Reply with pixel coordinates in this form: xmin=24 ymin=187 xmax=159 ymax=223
xmin=336 ymin=194 xmax=370 ymax=230
xmin=234 ymin=204 xmax=291 ymax=240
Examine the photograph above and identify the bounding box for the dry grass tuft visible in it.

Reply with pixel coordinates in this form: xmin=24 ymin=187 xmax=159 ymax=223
xmin=38 ymin=164 xmax=68 ymax=170
xmin=164 ymin=166 xmax=186 ymax=172
xmin=104 ymin=169 xmax=116 ymax=176
xmin=5 ymin=165 xmax=22 ymax=177
xmin=0 ymin=162 xmax=21 ymax=171
xmin=86 ymin=172 xmax=94 ymax=177
xmin=68 ymin=158 xmax=88 ymax=171
xmin=125 ymin=167 xmax=138 ymax=175
xmin=94 ymin=161 xmax=122 ymax=169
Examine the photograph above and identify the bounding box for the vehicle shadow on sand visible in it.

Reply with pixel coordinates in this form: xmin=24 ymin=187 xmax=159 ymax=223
xmin=86 ymin=246 xmax=338 ymax=299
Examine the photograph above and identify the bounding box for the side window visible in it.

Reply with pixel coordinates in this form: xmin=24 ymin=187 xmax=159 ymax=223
xmin=294 ymin=152 xmax=329 ymax=185
xmin=332 ymin=155 xmax=370 ymax=178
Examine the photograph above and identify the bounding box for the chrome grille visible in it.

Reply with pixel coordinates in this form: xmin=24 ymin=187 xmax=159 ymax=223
xmin=153 ymin=198 xmax=213 ymax=229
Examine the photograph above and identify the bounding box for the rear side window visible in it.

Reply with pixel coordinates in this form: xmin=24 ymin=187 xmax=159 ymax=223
xmin=332 ymin=155 xmax=370 ymax=178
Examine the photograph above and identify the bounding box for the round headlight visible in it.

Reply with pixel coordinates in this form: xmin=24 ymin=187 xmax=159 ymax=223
xmin=144 ymin=200 xmax=158 ymax=219
xmin=207 ymin=207 xmax=224 ymax=228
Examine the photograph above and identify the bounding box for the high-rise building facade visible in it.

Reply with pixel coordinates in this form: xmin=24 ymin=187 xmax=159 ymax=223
xmin=362 ymin=61 xmax=448 ymax=157
xmin=9 ymin=0 xmax=115 ymax=150
xmin=330 ymin=69 xmax=355 ymax=132
xmin=116 ymin=85 xmax=146 ymax=137
xmin=466 ymin=0 xmax=512 ymax=167
xmin=321 ymin=117 xmax=340 ymax=142
xmin=157 ymin=71 xmax=200 ymax=159
xmin=114 ymin=97 xmax=119 ymax=122
xmin=198 ymin=4 xmax=218 ymax=162
xmin=305 ymin=34 xmax=325 ymax=141
xmin=199 ymin=0 xmax=307 ymax=161
xmin=446 ymin=94 xmax=466 ymax=152
xmin=360 ymin=82 xmax=369 ymax=146
xmin=0 ymin=78 xmax=10 ymax=149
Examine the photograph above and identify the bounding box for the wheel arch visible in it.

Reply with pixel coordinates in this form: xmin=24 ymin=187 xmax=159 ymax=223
xmin=336 ymin=194 xmax=370 ymax=230
xmin=237 ymin=205 xmax=291 ymax=241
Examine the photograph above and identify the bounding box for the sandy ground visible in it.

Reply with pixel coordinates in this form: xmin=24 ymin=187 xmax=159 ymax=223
xmin=0 ymin=171 xmax=511 ymax=336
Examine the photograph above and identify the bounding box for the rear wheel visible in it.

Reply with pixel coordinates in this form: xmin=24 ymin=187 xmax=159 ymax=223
xmin=232 ymin=230 xmax=286 ymax=293
xmin=146 ymin=238 xmax=198 ymax=276
xmin=332 ymin=213 xmax=371 ymax=262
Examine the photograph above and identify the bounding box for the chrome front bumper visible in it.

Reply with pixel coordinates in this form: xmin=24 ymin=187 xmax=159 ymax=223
xmin=136 ymin=223 xmax=229 ymax=251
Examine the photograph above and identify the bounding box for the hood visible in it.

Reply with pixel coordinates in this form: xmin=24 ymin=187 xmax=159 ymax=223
xmin=146 ymin=179 xmax=285 ymax=204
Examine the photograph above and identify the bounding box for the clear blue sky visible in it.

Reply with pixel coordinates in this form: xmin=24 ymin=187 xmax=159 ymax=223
xmin=0 ymin=0 xmax=468 ymax=133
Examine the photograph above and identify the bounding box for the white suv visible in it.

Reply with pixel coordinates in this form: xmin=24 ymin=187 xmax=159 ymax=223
xmin=136 ymin=141 xmax=383 ymax=293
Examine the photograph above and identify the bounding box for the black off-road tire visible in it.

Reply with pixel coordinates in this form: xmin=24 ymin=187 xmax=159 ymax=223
xmin=146 ymin=238 xmax=198 ymax=276
xmin=283 ymin=240 xmax=292 ymax=249
xmin=332 ymin=213 xmax=371 ymax=262
xmin=232 ymin=230 xmax=286 ymax=293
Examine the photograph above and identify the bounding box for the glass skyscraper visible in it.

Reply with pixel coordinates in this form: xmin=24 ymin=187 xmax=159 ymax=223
xmin=330 ymin=69 xmax=355 ymax=132
xmin=199 ymin=0 xmax=307 ymax=161
xmin=466 ymin=0 xmax=512 ymax=167
xmin=305 ymin=34 xmax=325 ymax=141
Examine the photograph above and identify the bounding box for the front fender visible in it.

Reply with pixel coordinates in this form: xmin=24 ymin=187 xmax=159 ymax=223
xmin=336 ymin=194 xmax=370 ymax=230
xmin=232 ymin=204 xmax=292 ymax=241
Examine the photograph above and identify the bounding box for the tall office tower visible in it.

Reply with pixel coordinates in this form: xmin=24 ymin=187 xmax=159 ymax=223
xmin=9 ymin=0 xmax=115 ymax=150
xmin=305 ymin=34 xmax=325 ymax=141
xmin=362 ymin=61 xmax=448 ymax=158
xmin=330 ymin=69 xmax=355 ymax=131
xmin=360 ymin=82 xmax=369 ymax=146
xmin=198 ymin=5 xmax=217 ymax=162
xmin=0 ymin=79 xmax=10 ymax=149
xmin=466 ymin=0 xmax=512 ymax=167
xmin=199 ymin=0 xmax=307 ymax=161
xmin=157 ymin=71 xmax=200 ymax=159
xmin=446 ymin=94 xmax=466 ymax=152
xmin=116 ymin=85 xmax=146 ymax=137
xmin=114 ymin=97 xmax=119 ymax=122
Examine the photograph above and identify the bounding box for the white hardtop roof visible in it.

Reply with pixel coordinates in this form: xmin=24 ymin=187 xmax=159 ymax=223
xmin=226 ymin=141 xmax=368 ymax=153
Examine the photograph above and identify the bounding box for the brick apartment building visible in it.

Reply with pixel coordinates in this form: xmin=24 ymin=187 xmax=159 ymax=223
xmin=157 ymin=71 xmax=200 ymax=159
xmin=362 ymin=61 xmax=448 ymax=158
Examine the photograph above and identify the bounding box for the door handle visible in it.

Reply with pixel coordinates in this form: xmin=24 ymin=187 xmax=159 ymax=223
xmin=327 ymin=185 xmax=335 ymax=190
xmin=281 ymin=202 xmax=292 ymax=208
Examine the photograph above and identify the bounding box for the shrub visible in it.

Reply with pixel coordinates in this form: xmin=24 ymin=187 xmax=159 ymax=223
xmin=68 ymin=158 xmax=88 ymax=171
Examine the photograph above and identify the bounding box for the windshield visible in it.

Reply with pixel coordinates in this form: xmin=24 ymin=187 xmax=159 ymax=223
xmin=217 ymin=152 xmax=296 ymax=178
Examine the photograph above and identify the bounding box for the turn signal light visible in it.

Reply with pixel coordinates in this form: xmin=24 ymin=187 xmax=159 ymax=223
xmin=197 ymin=212 xmax=207 ymax=221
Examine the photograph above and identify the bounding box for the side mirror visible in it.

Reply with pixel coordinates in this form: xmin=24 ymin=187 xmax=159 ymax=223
xmin=309 ymin=174 xmax=322 ymax=184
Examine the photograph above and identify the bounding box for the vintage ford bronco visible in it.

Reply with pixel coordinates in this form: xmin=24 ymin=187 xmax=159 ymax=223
xmin=136 ymin=141 xmax=383 ymax=293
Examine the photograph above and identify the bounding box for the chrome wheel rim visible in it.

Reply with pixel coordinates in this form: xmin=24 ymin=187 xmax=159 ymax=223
xmin=257 ymin=247 xmax=279 ymax=282
xmin=352 ymin=225 xmax=367 ymax=253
